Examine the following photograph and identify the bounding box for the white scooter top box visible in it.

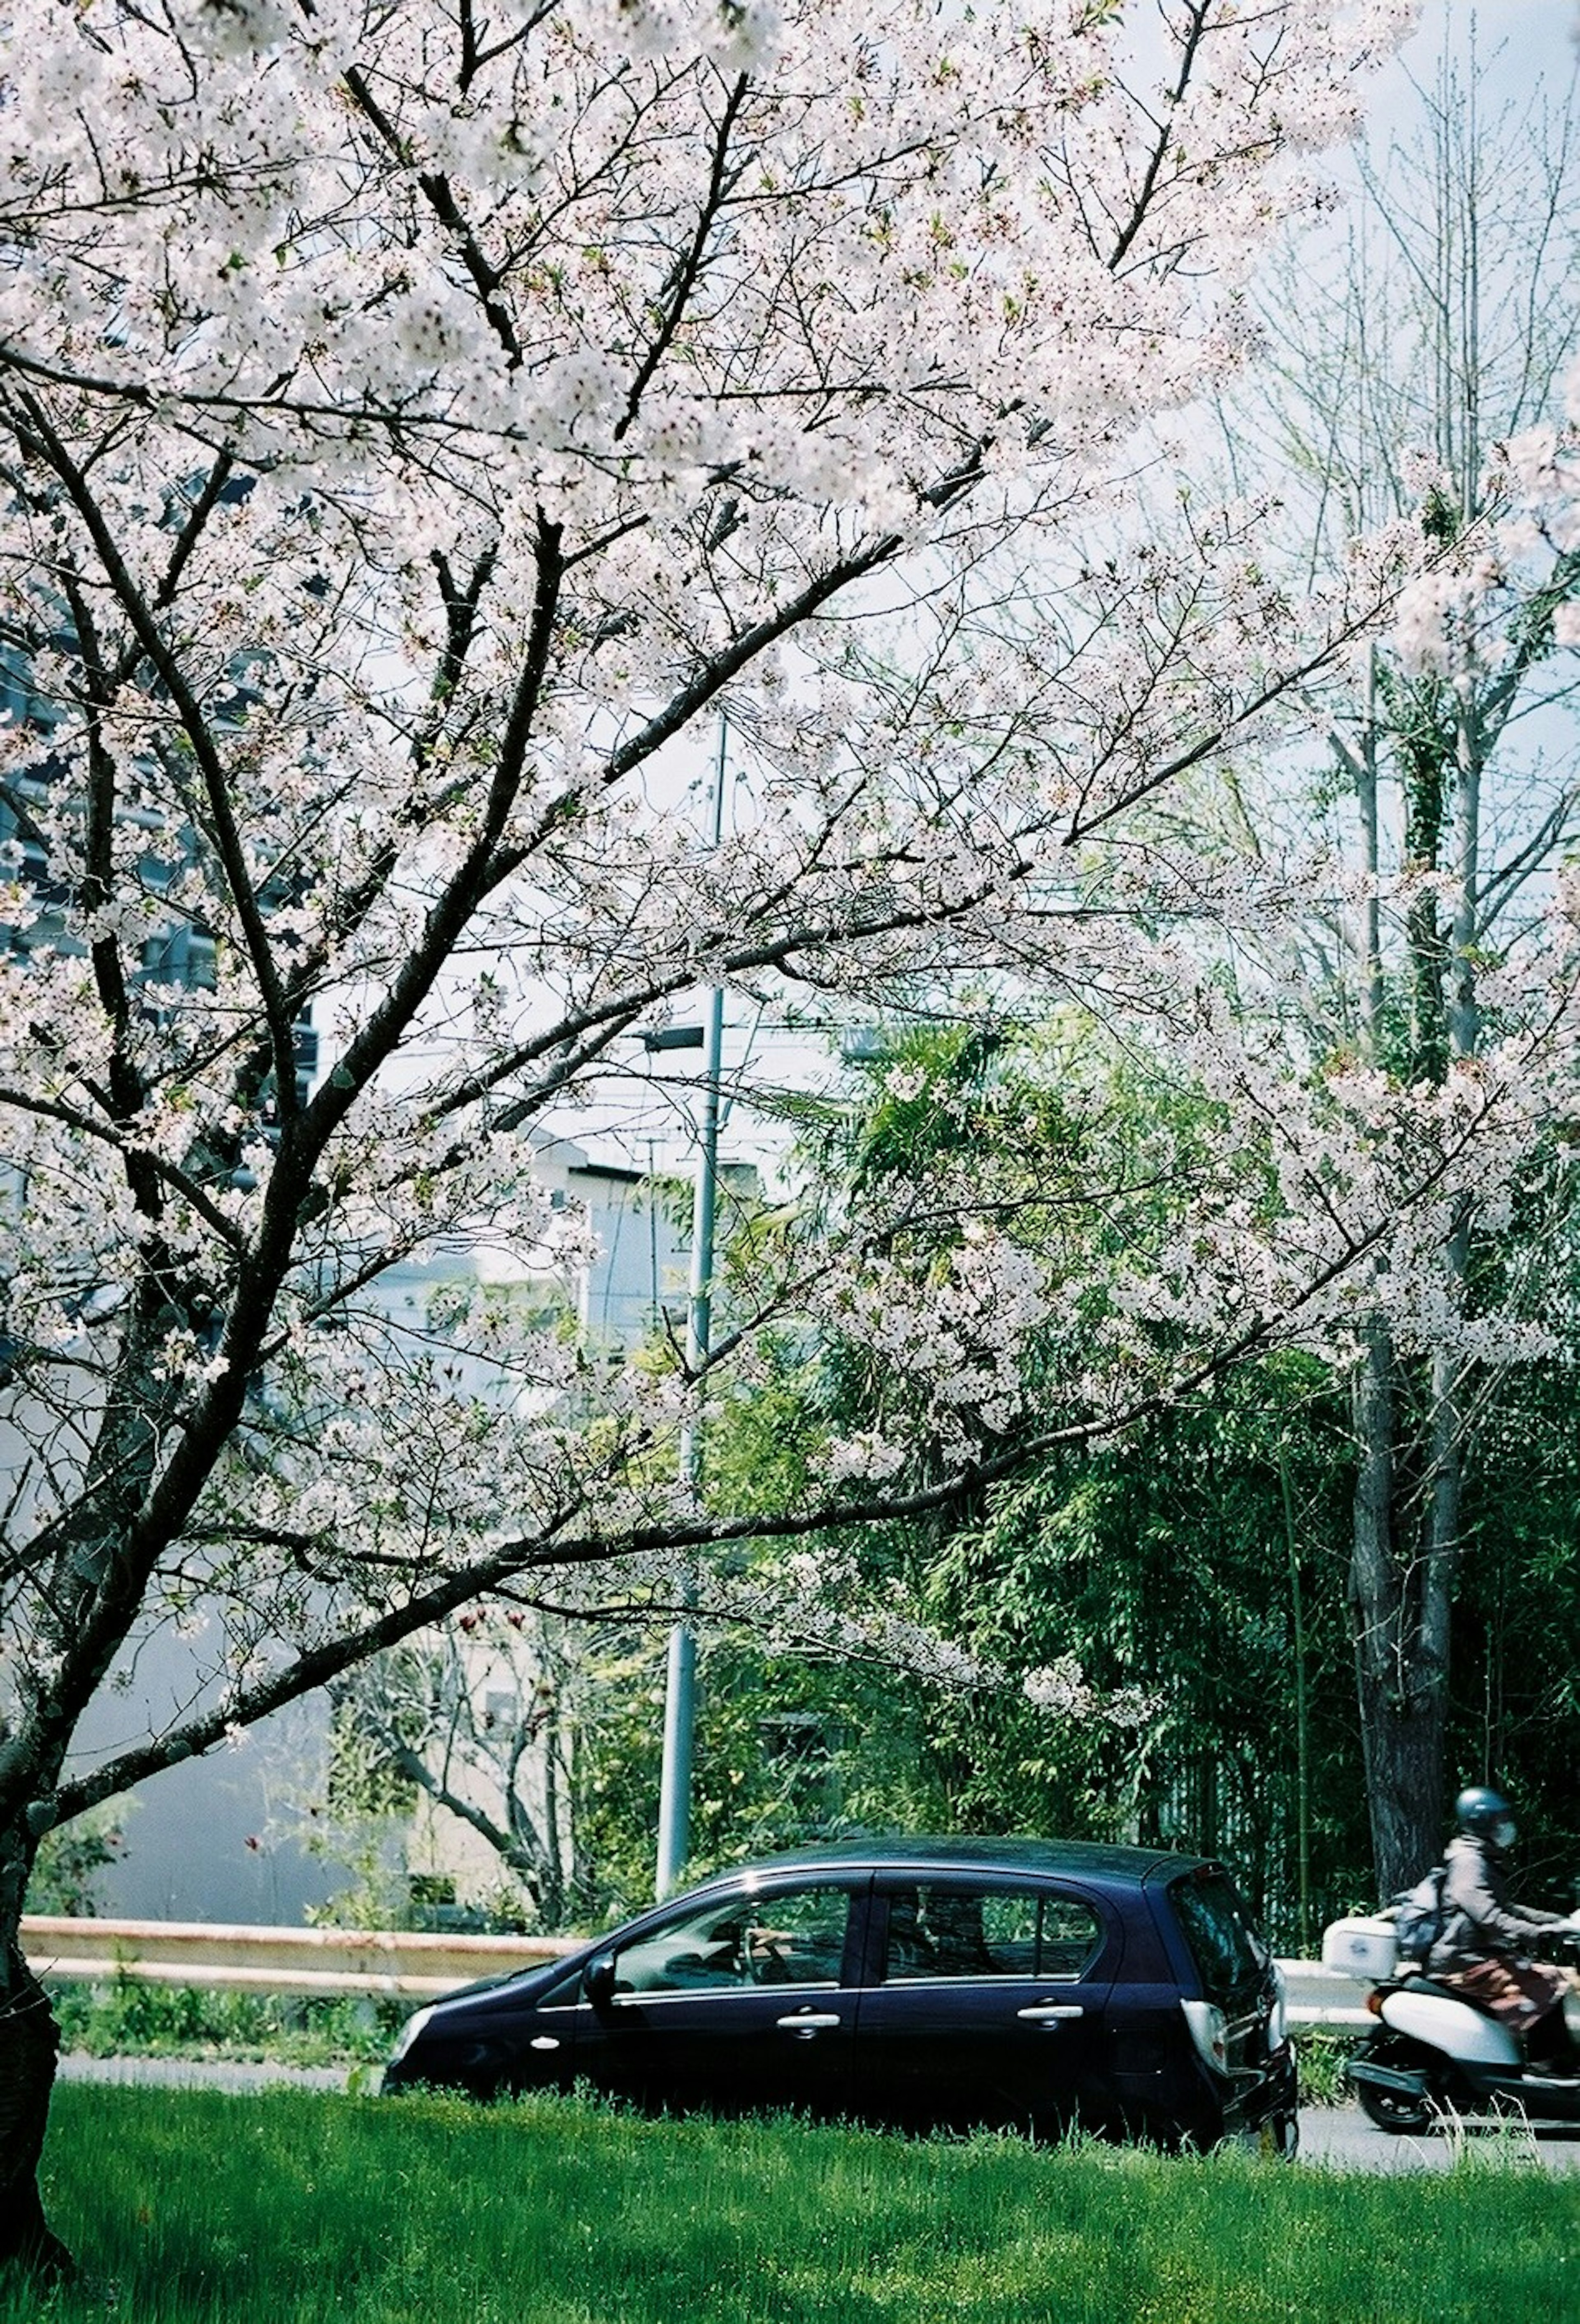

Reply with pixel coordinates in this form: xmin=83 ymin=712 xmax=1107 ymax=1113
xmin=1321 ymin=1915 xmax=1399 ymax=1981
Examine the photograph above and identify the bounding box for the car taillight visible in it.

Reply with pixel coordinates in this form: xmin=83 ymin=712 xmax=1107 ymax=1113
xmin=1366 ymin=1989 xmax=1385 ymax=2017
xmin=1180 ymin=1998 xmax=1229 ymax=2075
xmin=1266 ymin=1966 xmax=1288 ymax=2051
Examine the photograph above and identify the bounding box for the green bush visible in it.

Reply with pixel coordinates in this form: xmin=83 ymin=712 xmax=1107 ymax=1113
xmin=1292 ymin=2028 xmax=1361 ymax=2107
xmin=47 ymin=1975 xmax=408 ymax=2066
xmin=24 ymin=1799 xmax=133 ymax=1917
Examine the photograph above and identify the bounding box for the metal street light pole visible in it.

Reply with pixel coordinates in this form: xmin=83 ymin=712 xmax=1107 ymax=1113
xmin=654 ymin=720 xmax=727 ymax=1899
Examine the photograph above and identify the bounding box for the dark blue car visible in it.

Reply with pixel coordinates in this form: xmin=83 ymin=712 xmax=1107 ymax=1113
xmin=383 ymin=1837 xmax=1297 ymax=2152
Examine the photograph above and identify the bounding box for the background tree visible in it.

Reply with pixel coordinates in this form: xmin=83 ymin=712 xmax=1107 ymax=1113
xmin=1208 ymin=49 xmax=1580 ymax=1892
xmin=321 ymin=1613 xmax=581 ymax=1930
xmin=701 ymin=1024 xmax=1371 ymax=1952
xmin=572 ymin=997 xmax=1580 ymax=1945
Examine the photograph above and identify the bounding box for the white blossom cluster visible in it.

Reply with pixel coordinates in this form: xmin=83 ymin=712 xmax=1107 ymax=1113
xmin=1388 ymin=386 xmax=1580 ymax=675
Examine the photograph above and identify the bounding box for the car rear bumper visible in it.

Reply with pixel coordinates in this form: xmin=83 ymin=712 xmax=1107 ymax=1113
xmin=1217 ymin=2041 xmax=1299 ymax=2149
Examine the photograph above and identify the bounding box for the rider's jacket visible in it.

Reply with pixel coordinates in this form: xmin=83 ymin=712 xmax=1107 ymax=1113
xmin=1426 ymin=1833 xmax=1566 ymax=1974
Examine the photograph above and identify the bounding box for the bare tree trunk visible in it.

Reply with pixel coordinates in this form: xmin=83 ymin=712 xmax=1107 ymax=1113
xmin=0 ymin=1829 xmax=70 ymax=2282
xmin=1345 ymin=664 xmax=1438 ymax=1894
xmin=1343 ymin=641 xmax=1467 ymax=1896
xmin=1348 ymin=1314 xmax=1443 ymax=1893
xmin=1348 ymin=658 xmax=1480 ymax=1897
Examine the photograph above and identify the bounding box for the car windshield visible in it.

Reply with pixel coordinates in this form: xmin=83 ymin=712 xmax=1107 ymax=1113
xmin=613 ymin=1884 xmax=852 ymax=1993
xmin=1170 ymin=1872 xmax=1269 ymax=2011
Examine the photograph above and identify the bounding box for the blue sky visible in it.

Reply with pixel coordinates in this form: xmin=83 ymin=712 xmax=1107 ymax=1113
xmin=1377 ymin=1 xmax=1575 ymax=128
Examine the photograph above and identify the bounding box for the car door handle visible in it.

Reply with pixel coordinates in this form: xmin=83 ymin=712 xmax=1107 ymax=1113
xmin=1016 ymin=2003 xmax=1085 ymax=2024
xmin=776 ymin=2013 xmax=841 ymax=2037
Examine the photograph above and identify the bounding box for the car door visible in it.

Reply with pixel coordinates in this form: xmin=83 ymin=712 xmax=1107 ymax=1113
xmin=570 ymin=1871 xmax=870 ymax=2119
xmin=851 ymin=1873 xmax=1121 ymax=2134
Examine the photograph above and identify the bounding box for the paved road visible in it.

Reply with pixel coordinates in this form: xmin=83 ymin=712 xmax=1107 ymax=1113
xmin=1299 ymin=2105 xmax=1580 ymax=2174
xmin=54 ymin=2059 xmax=1580 ymax=2174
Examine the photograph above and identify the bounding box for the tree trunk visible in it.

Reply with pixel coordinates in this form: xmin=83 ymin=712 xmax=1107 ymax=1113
xmin=1351 ymin=1636 xmax=1450 ymax=1900
xmin=0 ymin=1906 xmax=71 ymax=2281
xmin=1345 ymin=677 xmax=1450 ymax=1897
xmin=1349 ymin=1320 xmax=1457 ymax=1897
xmin=1344 ymin=630 xmax=1477 ymax=1903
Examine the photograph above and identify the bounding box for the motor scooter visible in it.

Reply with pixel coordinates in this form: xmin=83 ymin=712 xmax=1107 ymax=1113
xmin=1323 ymin=1910 xmax=1580 ymax=2134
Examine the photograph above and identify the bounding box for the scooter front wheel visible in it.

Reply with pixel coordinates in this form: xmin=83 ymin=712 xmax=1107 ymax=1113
xmin=1351 ymin=2030 xmax=1443 ymax=2135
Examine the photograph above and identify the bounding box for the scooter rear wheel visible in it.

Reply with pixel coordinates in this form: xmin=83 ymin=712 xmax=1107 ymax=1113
xmin=1352 ymin=2031 xmax=1442 ymax=2135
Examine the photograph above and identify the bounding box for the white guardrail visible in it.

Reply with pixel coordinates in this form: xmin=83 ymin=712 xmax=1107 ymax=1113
xmin=19 ymin=1915 xmax=1372 ymax=2024
xmin=21 ymin=1914 xmax=581 ymax=1999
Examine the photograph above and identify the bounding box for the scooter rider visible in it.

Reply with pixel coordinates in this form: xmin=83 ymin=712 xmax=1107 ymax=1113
xmin=1425 ymin=1787 xmax=1571 ymax=2057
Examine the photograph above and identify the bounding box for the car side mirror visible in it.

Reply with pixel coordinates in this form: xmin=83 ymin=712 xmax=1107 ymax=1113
xmin=583 ymin=1951 xmax=618 ymax=2007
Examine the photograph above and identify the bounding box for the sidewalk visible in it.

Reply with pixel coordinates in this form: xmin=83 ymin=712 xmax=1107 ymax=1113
xmin=59 ymin=2053 xmax=351 ymax=2093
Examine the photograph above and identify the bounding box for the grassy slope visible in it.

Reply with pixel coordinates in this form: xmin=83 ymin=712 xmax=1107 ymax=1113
xmin=12 ymin=2085 xmax=1580 ymax=2324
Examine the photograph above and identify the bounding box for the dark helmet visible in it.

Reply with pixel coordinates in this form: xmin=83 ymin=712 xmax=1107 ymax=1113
xmin=1455 ymin=1785 xmax=1514 ymax=1840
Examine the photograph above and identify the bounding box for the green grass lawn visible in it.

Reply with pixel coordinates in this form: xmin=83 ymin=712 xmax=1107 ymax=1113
xmin=12 ymin=2084 xmax=1579 ymax=2324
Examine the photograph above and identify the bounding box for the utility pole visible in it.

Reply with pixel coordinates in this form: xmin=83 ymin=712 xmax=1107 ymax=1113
xmin=654 ymin=719 xmax=727 ymax=1899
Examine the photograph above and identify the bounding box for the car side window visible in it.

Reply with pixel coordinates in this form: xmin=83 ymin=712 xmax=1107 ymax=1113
xmin=883 ymin=1885 xmax=1103 ymax=1982
xmin=614 ymin=1883 xmax=851 ymax=1994
xmin=1039 ymin=1894 xmax=1104 ymax=1980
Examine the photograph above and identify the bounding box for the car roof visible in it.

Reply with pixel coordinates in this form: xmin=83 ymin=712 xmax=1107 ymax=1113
xmin=684 ymin=1835 xmax=1215 ymax=1892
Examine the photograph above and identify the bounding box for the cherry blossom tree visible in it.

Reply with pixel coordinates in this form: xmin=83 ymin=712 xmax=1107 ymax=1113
xmin=0 ymin=0 xmax=1424 ymax=2273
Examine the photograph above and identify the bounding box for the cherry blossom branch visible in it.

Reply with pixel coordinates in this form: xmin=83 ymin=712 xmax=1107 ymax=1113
xmin=0 ymin=1092 xmax=247 ymax=1253
xmin=42 ymin=1048 xmax=1517 ymax=1830
xmin=1106 ymin=0 xmax=1215 ymax=273
xmin=613 ymin=71 xmax=750 ymax=442
xmin=340 ymin=61 xmax=525 ymax=368
xmin=303 ymin=513 xmax=566 ymax=1145
xmin=5 ymin=391 xmax=300 ymax=1124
